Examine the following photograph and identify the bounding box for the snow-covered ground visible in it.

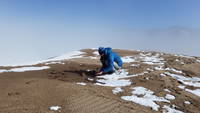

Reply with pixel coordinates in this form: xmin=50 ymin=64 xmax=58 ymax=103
xmin=0 ymin=51 xmax=85 ymax=67
xmin=155 ymin=67 xmax=183 ymax=74
xmin=165 ymin=72 xmax=200 ymax=87
xmin=95 ymin=69 xmax=148 ymax=87
xmin=76 ymin=82 xmax=87 ymax=86
xmin=164 ymin=89 xmax=171 ymax=93
xmin=112 ymin=87 xmax=123 ymax=95
xmin=165 ymin=94 xmax=175 ymax=100
xmin=184 ymin=101 xmax=191 ymax=105
xmin=121 ymin=87 xmax=170 ymax=111
xmin=185 ymin=89 xmax=200 ymax=97
xmin=159 ymin=68 xmax=200 ymax=98
xmin=122 ymin=56 xmax=136 ymax=63
xmin=45 ymin=61 xmax=65 ymax=65
xmin=0 ymin=66 xmax=50 ymax=73
xmin=49 ymin=106 xmax=61 ymax=111
xmin=139 ymin=53 xmax=165 ymax=65
xmin=162 ymin=105 xmax=183 ymax=113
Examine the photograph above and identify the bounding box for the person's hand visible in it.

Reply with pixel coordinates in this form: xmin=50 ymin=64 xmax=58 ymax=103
xmin=96 ymin=71 xmax=103 ymax=76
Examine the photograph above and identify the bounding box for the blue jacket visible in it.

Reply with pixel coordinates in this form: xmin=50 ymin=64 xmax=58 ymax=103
xmin=98 ymin=47 xmax=123 ymax=73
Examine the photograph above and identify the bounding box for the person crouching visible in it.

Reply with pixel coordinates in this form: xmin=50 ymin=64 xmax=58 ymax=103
xmin=96 ymin=47 xmax=123 ymax=76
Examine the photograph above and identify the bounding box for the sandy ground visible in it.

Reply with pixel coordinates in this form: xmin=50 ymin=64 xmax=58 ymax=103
xmin=0 ymin=49 xmax=200 ymax=113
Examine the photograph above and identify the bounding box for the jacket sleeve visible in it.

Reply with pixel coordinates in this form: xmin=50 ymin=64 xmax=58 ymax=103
xmin=100 ymin=54 xmax=114 ymax=73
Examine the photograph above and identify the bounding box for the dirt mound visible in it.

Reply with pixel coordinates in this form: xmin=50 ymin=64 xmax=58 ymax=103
xmin=0 ymin=49 xmax=200 ymax=113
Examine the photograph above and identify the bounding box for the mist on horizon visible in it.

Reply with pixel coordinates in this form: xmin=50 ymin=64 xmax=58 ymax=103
xmin=0 ymin=0 xmax=200 ymax=65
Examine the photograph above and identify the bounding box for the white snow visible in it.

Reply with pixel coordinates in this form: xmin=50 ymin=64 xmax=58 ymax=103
xmin=165 ymin=68 xmax=182 ymax=73
xmin=146 ymin=68 xmax=154 ymax=71
xmin=0 ymin=51 xmax=84 ymax=66
xmin=178 ymin=85 xmax=186 ymax=89
xmin=87 ymin=78 xmax=94 ymax=81
xmin=184 ymin=101 xmax=191 ymax=105
xmin=181 ymin=62 xmax=185 ymax=64
xmin=0 ymin=66 xmax=50 ymax=73
xmin=112 ymin=87 xmax=123 ymax=94
xmin=197 ymin=60 xmax=200 ymax=63
xmin=185 ymin=88 xmax=200 ymax=97
xmin=162 ymin=105 xmax=183 ymax=113
xmin=0 ymin=69 xmax=7 ymax=73
xmin=122 ymin=56 xmax=136 ymax=63
xmin=96 ymin=79 xmax=131 ymax=87
xmin=76 ymin=82 xmax=86 ymax=86
xmin=155 ymin=66 xmax=165 ymax=71
xmin=95 ymin=70 xmax=148 ymax=87
xmin=165 ymin=72 xmax=200 ymax=87
xmin=175 ymin=59 xmax=179 ymax=62
xmin=93 ymin=51 xmax=99 ymax=56
xmin=178 ymin=85 xmax=200 ymax=97
xmin=131 ymin=64 xmax=140 ymax=67
xmin=49 ymin=106 xmax=61 ymax=111
xmin=165 ymin=94 xmax=175 ymax=100
xmin=121 ymin=87 xmax=170 ymax=111
xmin=46 ymin=51 xmax=84 ymax=61
xmin=174 ymin=54 xmax=194 ymax=59
xmin=89 ymin=56 xmax=98 ymax=59
xmin=45 ymin=61 xmax=65 ymax=65
xmin=164 ymin=89 xmax=171 ymax=93
xmin=140 ymin=53 xmax=164 ymax=65
xmin=145 ymin=77 xmax=149 ymax=80
xmin=160 ymin=73 xmax=166 ymax=77
xmin=154 ymin=67 xmax=183 ymax=74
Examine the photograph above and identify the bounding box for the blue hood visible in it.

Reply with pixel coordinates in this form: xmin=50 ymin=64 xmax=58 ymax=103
xmin=98 ymin=47 xmax=112 ymax=56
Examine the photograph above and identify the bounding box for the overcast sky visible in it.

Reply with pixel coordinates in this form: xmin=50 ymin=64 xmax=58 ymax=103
xmin=0 ymin=0 xmax=200 ymax=65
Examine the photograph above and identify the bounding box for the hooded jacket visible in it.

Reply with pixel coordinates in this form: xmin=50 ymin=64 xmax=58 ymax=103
xmin=98 ymin=47 xmax=123 ymax=73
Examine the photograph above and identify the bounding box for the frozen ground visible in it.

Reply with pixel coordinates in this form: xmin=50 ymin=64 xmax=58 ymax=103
xmin=0 ymin=66 xmax=50 ymax=73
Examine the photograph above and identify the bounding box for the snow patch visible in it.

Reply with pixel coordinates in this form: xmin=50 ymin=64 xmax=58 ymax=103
xmin=165 ymin=68 xmax=182 ymax=73
xmin=178 ymin=85 xmax=186 ymax=89
xmin=175 ymin=59 xmax=179 ymax=62
xmin=45 ymin=61 xmax=65 ymax=65
xmin=76 ymin=82 xmax=86 ymax=86
xmin=155 ymin=66 xmax=165 ymax=71
xmin=122 ymin=56 xmax=136 ymax=63
xmin=178 ymin=85 xmax=200 ymax=97
xmin=165 ymin=94 xmax=175 ymax=100
xmin=0 ymin=51 xmax=84 ymax=66
xmin=165 ymin=72 xmax=200 ymax=87
xmin=93 ymin=51 xmax=99 ymax=56
xmin=160 ymin=73 xmax=166 ymax=77
xmin=164 ymin=89 xmax=171 ymax=93
xmin=0 ymin=66 xmax=50 ymax=73
xmin=89 ymin=56 xmax=98 ymax=59
xmin=184 ymin=101 xmax=191 ymax=105
xmin=112 ymin=87 xmax=123 ymax=94
xmin=121 ymin=87 xmax=169 ymax=111
xmin=154 ymin=67 xmax=183 ymax=74
xmin=185 ymin=89 xmax=200 ymax=97
xmin=95 ymin=70 xmax=148 ymax=87
xmin=49 ymin=106 xmax=61 ymax=111
xmin=162 ymin=105 xmax=183 ymax=113
xmin=131 ymin=64 xmax=140 ymax=67
xmin=140 ymin=53 xmax=164 ymax=65
xmin=87 ymin=78 xmax=94 ymax=81
xmin=0 ymin=69 xmax=7 ymax=73
xmin=174 ymin=54 xmax=194 ymax=59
